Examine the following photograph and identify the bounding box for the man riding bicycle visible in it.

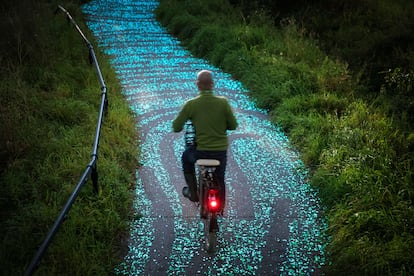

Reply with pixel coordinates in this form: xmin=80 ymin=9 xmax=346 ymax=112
xmin=172 ymin=70 xmax=238 ymax=206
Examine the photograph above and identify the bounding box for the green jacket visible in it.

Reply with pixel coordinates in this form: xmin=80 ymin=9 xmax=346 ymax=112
xmin=173 ymin=90 xmax=238 ymax=151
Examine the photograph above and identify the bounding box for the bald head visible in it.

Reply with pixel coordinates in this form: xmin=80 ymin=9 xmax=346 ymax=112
xmin=196 ymin=70 xmax=214 ymax=90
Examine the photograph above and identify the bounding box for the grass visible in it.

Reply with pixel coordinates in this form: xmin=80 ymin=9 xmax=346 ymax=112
xmin=155 ymin=0 xmax=414 ymax=274
xmin=296 ymin=0 xmax=414 ymax=93
xmin=0 ymin=0 xmax=138 ymax=274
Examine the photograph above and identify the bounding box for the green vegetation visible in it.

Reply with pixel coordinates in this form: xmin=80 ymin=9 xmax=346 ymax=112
xmin=155 ymin=0 xmax=414 ymax=274
xmin=0 ymin=0 xmax=138 ymax=274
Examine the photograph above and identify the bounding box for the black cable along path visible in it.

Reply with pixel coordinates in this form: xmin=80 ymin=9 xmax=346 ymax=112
xmin=83 ymin=0 xmax=327 ymax=274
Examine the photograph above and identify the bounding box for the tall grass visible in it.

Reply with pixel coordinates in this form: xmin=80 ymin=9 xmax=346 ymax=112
xmin=0 ymin=0 xmax=138 ymax=274
xmin=295 ymin=0 xmax=414 ymax=92
xmin=156 ymin=0 xmax=414 ymax=274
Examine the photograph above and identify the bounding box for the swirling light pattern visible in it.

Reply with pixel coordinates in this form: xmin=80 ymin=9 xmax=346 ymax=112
xmin=82 ymin=0 xmax=327 ymax=274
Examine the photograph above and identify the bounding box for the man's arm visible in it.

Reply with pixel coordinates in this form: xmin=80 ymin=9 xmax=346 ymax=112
xmin=225 ymin=102 xmax=238 ymax=130
xmin=172 ymin=103 xmax=190 ymax=132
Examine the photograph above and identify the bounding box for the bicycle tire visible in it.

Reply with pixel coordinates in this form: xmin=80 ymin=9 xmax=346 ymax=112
xmin=204 ymin=219 xmax=217 ymax=253
xmin=206 ymin=231 xmax=217 ymax=253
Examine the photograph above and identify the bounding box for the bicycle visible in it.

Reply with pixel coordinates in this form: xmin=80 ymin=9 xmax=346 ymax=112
xmin=184 ymin=121 xmax=223 ymax=253
xmin=197 ymin=158 xmax=222 ymax=253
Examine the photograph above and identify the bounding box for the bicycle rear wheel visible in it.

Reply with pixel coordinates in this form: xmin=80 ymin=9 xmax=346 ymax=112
xmin=204 ymin=216 xmax=218 ymax=253
xmin=205 ymin=231 xmax=217 ymax=253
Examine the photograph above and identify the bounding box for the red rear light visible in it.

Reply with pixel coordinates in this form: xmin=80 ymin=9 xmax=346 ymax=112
xmin=207 ymin=189 xmax=220 ymax=212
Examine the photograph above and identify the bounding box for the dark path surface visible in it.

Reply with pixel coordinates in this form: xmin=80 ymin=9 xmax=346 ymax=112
xmin=83 ymin=0 xmax=327 ymax=275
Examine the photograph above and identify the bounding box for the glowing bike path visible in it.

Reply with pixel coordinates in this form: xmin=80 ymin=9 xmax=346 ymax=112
xmin=83 ymin=0 xmax=327 ymax=274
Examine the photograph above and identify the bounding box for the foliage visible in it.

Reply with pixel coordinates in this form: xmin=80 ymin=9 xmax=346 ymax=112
xmin=0 ymin=0 xmax=138 ymax=274
xmin=156 ymin=0 xmax=414 ymax=274
xmin=232 ymin=0 xmax=414 ymax=123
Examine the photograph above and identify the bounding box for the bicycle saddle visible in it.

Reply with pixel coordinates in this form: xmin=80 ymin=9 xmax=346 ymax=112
xmin=196 ymin=159 xmax=220 ymax=167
